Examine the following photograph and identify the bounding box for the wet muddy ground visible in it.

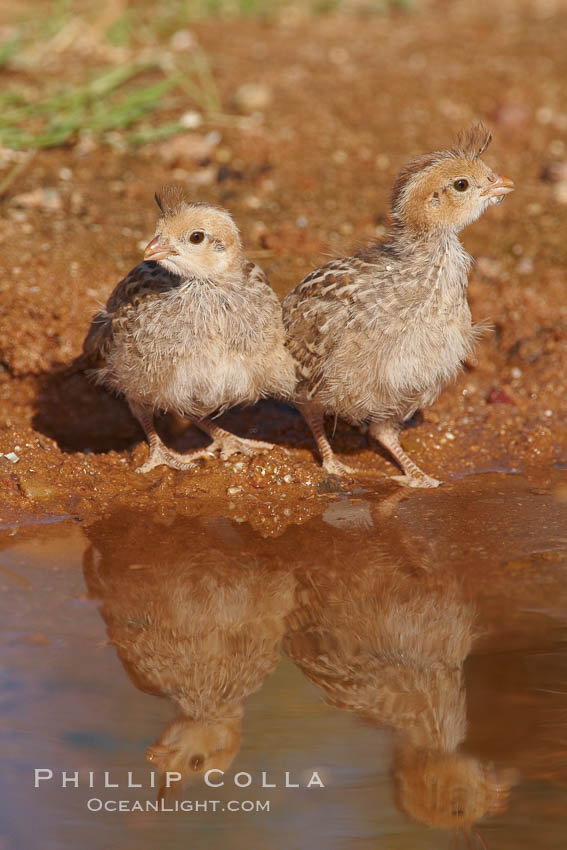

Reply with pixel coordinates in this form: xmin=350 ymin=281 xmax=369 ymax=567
xmin=0 ymin=0 xmax=566 ymax=847
xmin=0 ymin=0 xmax=566 ymax=529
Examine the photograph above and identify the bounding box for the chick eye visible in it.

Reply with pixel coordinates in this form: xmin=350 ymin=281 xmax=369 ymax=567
xmin=189 ymin=231 xmax=205 ymax=244
xmin=453 ymin=179 xmax=469 ymax=192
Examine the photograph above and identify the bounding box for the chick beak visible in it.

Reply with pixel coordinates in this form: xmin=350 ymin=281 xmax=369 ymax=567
xmin=143 ymin=235 xmax=178 ymax=262
xmin=482 ymin=175 xmax=515 ymax=202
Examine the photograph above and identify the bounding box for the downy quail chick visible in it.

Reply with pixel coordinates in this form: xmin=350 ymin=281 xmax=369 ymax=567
xmin=282 ymin=125 xmax=514 ymax=486
xmin=82 ymin=187 xmax=296 ymax=472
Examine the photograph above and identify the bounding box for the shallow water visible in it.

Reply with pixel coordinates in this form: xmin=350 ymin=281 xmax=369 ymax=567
xmin=1 ymin=472 xmax=567 ymax=850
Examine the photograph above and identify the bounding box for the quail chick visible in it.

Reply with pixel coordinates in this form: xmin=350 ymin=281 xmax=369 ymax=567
xmin=82 ymin=187 xmax=296 ymax=472
xmin=282 ymin=124 xmax=514 ymax=487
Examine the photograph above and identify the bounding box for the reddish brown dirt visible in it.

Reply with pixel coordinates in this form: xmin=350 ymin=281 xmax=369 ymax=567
xmin=0 ymin=0 xmax=566 ymax=533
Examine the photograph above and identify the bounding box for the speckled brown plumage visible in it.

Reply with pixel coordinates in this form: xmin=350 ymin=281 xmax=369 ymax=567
xmin=82 ymin=188 xmax=296 ymax=472
xmin=283 ymin=125 xmax=514 ymax=486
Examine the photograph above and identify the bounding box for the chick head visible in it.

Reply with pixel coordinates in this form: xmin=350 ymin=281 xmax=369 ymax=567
xmin=395 ymin=748 xmax=516 ymax=830
xmin=391 ymin=124 xmax=514 ymax=236
xmin=144 ymin=186 xmax=243 ymax=278
xmin=146 ymin=713 xmax=242 ymax=799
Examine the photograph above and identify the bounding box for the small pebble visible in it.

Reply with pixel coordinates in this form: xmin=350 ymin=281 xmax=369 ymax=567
xmin=185 ymin=165 xmax=217 ymax=187
xmin=3 ymin=452 xmax=19 ymax=463
xmin=12 ymin=188 xmax=62 ymax=212
xmin=476 ymin=256 xmax=503 ymax=278
xmin=526 ymin=203 xmax=543 ymax=216
xmin=179 ymin=110 xmax=202 ymax=129
xmin=516 ymin=257 xmax=534 ymax=275
xmin=234 ymin=83 xmax=272 ymax=113
xmin=245 ymin=196 xmax=262 ymax=210
xmin=536 ymin=106 xmax=553 ymax=124
xmin=157 ymin=131 xmax=221 ymax=168
xmin=169 ymin=29 xmax=196 ymax=52
xmin=487 ymin=387 xmax=516 ymax=406
xmin=553 ymin=182 xmax=567 ymax=204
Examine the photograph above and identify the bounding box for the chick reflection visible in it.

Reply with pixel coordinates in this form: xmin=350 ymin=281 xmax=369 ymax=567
xmin=83 ymin=511 xmax=296 ymax=797
xmin=284 ymin=556 xmax=514 ymax=835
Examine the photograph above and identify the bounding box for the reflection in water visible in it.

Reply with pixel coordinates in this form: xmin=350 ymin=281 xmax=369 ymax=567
xmin=81 ymin=503 xmax=521 ymax=838
xmin=2 ymin=476 xmax=566 ymax=848
xmin=284 ymin=554 xmax=515 ymax=837
xmin=83 ymin=513 xmax=296 ymax=798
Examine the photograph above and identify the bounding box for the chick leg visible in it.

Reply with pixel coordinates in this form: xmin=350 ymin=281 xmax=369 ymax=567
xmin=190 ymin=417 xmax=275 ymax=460
xmin=300 ymin=403 xmax=355 ymax=476
xmin=369 ymin=421 xmax=441 ymax=488
xmin=128 ymin=402 xmax=217 ymax=473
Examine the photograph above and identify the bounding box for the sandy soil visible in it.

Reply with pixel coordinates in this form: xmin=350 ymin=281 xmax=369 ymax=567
xmin=0 ymin=0 xmax=566 ymax=533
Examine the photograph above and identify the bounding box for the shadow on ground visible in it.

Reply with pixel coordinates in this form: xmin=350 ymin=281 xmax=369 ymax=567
xmin=32 ymin=371 xmax=319 ymax=458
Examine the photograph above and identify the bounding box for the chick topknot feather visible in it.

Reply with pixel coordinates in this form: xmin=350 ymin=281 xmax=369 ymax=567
xmin=154 ymin=184 xmax=189 ymax=216
xmin=452 ymin=122 xmax=492 ymax=160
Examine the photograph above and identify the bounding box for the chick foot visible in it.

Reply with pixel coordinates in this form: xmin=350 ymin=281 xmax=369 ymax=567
xmin=136 ymin=444 xmax=175 ymax=474
xmin=300 ymin=403 xmax=355 ymax=476
xmin=369 ymin=421 xmax=442 ymax=489
xmin=205 ymin=434 xmax=275 ymax=460
xmin=190 ymin=418 xmax=275 ymax=460
xmin=130 ymin=401 xmax=210 ymax=473
xmin=322 ymin=457 xmax=356 ymax=477
xmin=136 ymin=444 xmax=212 ymax=473
xmin=137 ymin=437 xmax=275 ymax=473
